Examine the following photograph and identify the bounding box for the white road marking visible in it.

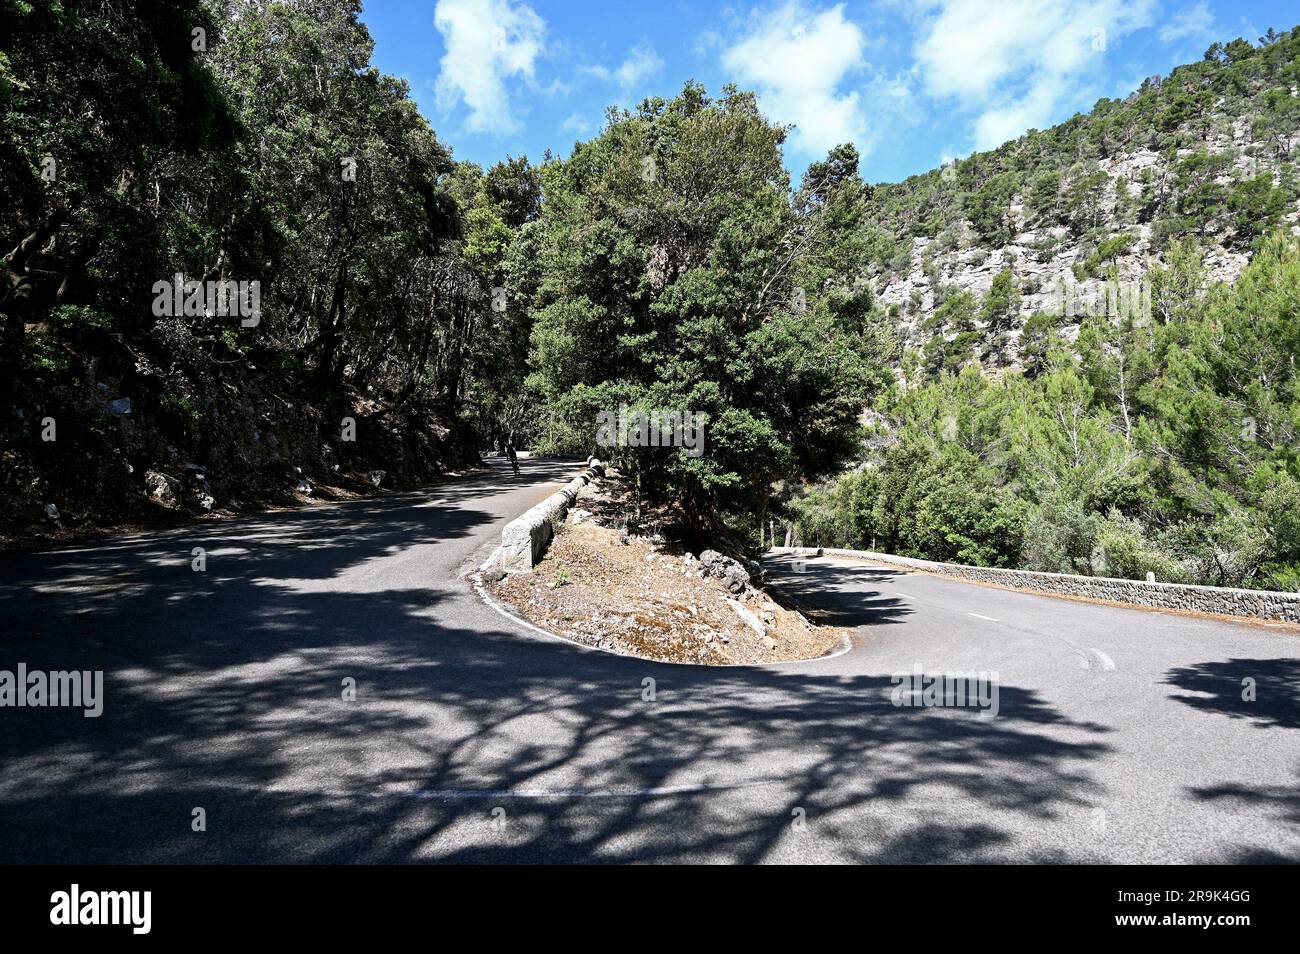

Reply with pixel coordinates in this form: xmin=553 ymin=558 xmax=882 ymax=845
xmin=1090 ymin=648 xmax=1117 ymax=671
xmin=1075 ymin=646 xmax=1117 ymax=671
xmin=895 ymin=591 xmax=914 ymax=599
xmin=967 ymin=612 xmax=1000 ymax=622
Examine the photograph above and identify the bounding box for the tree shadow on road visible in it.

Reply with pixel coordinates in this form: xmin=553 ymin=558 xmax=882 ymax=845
xmin=763 ymin=558 xmax=913 ymax=628
xmin=1162 ymin=657 xmax=1300 ymax=730
xmin=1187 ymin=782 xmax=1300 ymax=864
xmin=0 ymin=485 xmax=1182 ymax=863
xmin=0 ymin=596 xmax=1114 ymax=862
xmin=0 ymin=458 xmax=579 ymax=647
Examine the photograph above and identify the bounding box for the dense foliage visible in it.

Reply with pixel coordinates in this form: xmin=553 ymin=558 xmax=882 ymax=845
xmin=790 ymin=235 xmax=1300 ymax=590
xmin=0 ymin=0 xmax=535 ymax=528
xmin=521 ymin=87 xmax=878 ymax=531
xmin=780 ymin=27 xmax=1300 ymax=591
xmin=3 ymin=1 xmax=1299 ymax=594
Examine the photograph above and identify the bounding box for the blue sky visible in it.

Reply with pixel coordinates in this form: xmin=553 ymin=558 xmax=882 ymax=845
xmin=359 ymin=0 xmax=1298 ymax=184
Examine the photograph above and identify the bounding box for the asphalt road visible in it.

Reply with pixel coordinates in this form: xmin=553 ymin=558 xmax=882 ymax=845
xmin=1 ymin=458 xmax=1297 ymax=863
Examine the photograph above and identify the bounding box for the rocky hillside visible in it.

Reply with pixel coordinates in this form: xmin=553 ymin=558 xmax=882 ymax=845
xmin=856 ymin=30 xmax=1300 ymax=373
xmin=780 ymin=30 xmax=1300 ymax=594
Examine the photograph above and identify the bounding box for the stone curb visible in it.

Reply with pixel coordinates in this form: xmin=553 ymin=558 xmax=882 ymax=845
xmin=496 ymin=457 xmax=605 ymax=575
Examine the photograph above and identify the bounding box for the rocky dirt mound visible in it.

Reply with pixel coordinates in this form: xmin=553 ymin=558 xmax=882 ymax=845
xmin=492 ymin=518 xmax=846 ymax=665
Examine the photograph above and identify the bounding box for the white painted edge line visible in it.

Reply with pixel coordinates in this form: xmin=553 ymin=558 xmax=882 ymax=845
xmin=471 ymin=573 xmax=589 ymax=648
xmin=895 ymin=591 xmax=914 ymax=599
xmin=967 ymin=612 xmax=1000 ymax=622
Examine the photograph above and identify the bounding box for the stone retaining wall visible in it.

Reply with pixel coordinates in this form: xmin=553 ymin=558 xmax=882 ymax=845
xmin=771 ymin=546 xmax=1300 ymax=624
xmin=499 ymin=458 xmax=605 ymax=574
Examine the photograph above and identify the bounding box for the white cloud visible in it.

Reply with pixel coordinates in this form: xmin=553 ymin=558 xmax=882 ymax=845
xmin=913 ymin=0 xmax=1157 ymax=149
xmin=1158 ymin=1 xmax=1215 ymax=44
xmin=616 ymin=46 xmax=665 ymax=89
xmin=691 ymin=29 xmax=725 ymax=56
xmin=561 ymin=112 xmax=595 ymax=137
xmin=582 ymin=45 xmax=665 ymax=91
xmin=433 ymin=0 xmax=547 ymax=134
xmin=972 ymin=76 xmax=1070 ymax=149
xmin=721 ymin=2 xmax=870 ymax=157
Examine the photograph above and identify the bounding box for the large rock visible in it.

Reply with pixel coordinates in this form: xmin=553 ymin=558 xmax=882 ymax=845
xmin=868 ymin=132 xmax=1300 ymax=376
xmin=699 ymin=549 xmax=753 ymax=594
xmin=725 ymin=598 xmax=766 ymax=636
xmin=144 ymin=470 xmax=180 ymax=508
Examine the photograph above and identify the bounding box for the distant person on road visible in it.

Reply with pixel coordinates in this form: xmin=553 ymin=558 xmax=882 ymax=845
xmin=506 ymin=442 xmax=519 ymax=476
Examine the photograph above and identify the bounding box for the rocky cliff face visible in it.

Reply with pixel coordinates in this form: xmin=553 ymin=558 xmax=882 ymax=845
xmin=862 ymin=68 xmax=1300 ymax=372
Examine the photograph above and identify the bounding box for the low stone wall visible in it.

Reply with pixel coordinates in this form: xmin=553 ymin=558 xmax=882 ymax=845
xmin=499 ymin=458 xmax=605 ymax=574
xmin=771 ymin=546 xmax=1300 ymax=624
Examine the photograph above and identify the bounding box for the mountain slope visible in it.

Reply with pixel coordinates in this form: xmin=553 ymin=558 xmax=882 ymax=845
xmin=856 ymin=28 xmax=1300 ymax=374
xmin=782 ymin=28 xmax=1300 ymax=594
